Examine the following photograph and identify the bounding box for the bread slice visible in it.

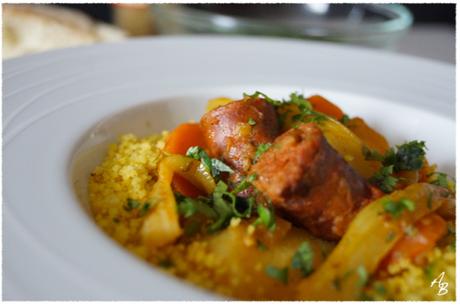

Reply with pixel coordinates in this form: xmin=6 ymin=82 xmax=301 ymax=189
xmin=3 ymin=4 xmax=125 ymax=59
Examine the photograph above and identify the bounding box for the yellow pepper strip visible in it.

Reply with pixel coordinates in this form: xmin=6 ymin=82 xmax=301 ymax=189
xmin=206 ymin=97 xmax=233 ymax=112
xmin=318 ymin=117 xmax=381 ymax=178
xmin=345 ymin=117 xmax=390 ymax=154
xmin=277 ymin=104 xmax=380 ymax=178
xmin=141 ymin=155 xmax=216 ymax=248
xmin=296 ymin=183 xmax=452 ymax=301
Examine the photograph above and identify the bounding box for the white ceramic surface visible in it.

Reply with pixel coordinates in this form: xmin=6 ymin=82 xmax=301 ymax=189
xmin=3 ymin=36 xmax=455 ymax=300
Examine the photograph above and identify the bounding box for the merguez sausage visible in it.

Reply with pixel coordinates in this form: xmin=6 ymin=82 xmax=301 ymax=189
xmin=200 ymin=98 xmax=280 ymax=174
xmin=251 ymin=122 xmax=380 ymax=240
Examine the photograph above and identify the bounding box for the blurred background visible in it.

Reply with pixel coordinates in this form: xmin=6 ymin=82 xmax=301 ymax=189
xmin=2 ymin=3 xmax=455 ymax=63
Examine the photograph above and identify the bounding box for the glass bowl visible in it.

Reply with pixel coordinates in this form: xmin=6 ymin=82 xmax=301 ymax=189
xmin=151 ymin=4 xmax=413 ymax=49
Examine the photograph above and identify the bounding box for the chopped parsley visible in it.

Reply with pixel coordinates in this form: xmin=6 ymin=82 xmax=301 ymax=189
xmin=291 ymin=241 xmax=314 ymax=277
xmin=124 ymin=198 xmax=141 ymax=211
xmin=186 ymin=146 xmax=233 ymax=178
xmin=369 ymin=165 xmax=398 ymax=194
xmin=232 ymin=195 xmax=253 ymax=218
xmin=177 ymin=180 xmax=256 ymax=234
xmin=332 ymin=270 xmax=353 ymax=291
xmin=265 ymin=266 xmax=289 ymax=284
xmin=382 ymin=198 xmax=415 ymax=218
xmin=139 ymin=203 xmax=151 ymax=216
xmin=431 ymin=172 xmax=449 ymax=188
xmin=232 ymin=173 xmax=257 ymax=194
xmin=253 ymin=203 xmax=276 ymax=231
xmin=424 ymin=262 xmax=435 ymax=279
xmin=340 ymin=114 xmax=351 ymax=125
xmin=210 ymin=159 xmax=234 ymax=176
xmin=392 ymin=141 xmax=426 ymax=171
xmin=429 ymin=172 xmax=454 ymax=191
xmin=208 ymin=181 xmax=237 ymax=232
xmin=286 ymin=92 xmax=327 ymax=124
xmin=248 ymin=117 xmax=256 ymax=125
xmin=244 ymin=91 xmax=327 ymax=126
xmin=254 ymin=143 xmax=272 ymax=162
xmin=243 ymin=91 xmax=282 ymax=106
xmin=364 ymin=141 xmax=427 ymax=193
xmin=124 ymin=198 xmax=153 ymax=216
xmin=362 ymin=146 xmax=385 ymax=161
xmin=178 ymin=197 xmax=197 ymax=217
xmin=177 ymin=196 xmax=216 ymax=219
xmin=356 ymin=265 xmax=368 ymax=287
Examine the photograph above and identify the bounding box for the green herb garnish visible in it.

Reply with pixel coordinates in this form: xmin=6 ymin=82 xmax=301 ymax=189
xmin=365 ymin=141 xmax=427 ymax=193
xmin=253 ymin=203 xmax=276 ymax=231
xmin=186 ymin=146 xmax=233 ymax=178
xmin=208 ymin=181 xmax=236 ymax=232
xmin=232 ymin=173 xmax=257 ymax=194
xmin=392 ymin=141 xmax=426 ymax=171
xmin=286 ymin=92 xmax=327 ymax=124
xmin=254 ymin=143 xmax=272 ymax=162
xmin=340 ymin=114 xmax=351 ymax=125
xmin=382 ymin=198 xmax=415 ymax=218
xmin=210 ymin=159 xmax=234 ymax=176
xmin=356 ymin=265 xmax=368 ymax=287
xmin=265 ymin=266 xmax=289 ymax=284
xmin=139 ymin=203 xmax=151 ymax=216
xmin=291 ymin=241 xmax=314 ymax=277
xmin=369 ymin=165 xmax=398 ymax=193
xmin=177 ymin=197 xmax=217 ymax=219
xmin=232 ymin=196 xmax=254 ymax=218
xmin=429 ymin=172 xmax=453 ymax=190
xmin=248 ymin=117 xmax=256 ymax=125
xmin=243 ymin=91 xmax=282 ymax=106
xmin=124 ymin=198 xmax=141 ymax=211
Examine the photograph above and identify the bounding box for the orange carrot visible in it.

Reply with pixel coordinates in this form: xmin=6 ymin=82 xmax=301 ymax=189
xmin=171 ymin=174 xmax=206 ymax=198
xmin=346 ymin=117 xmax=390 ymax=154
xmin=165 ymin=122 xmax=209 ymax=197
xmin=164 ymin=122 xmax=207 ymax=155
xmin=308 ymin=95 xmax=344 ymax=121
xmin=380 ymin=213 xmax=447 ymax=269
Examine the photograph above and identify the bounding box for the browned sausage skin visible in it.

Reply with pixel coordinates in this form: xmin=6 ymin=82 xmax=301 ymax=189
xmin=200 ymin=98 xmax=280 ymax=174
xmin=251 ymin=123 xmax=381 ymax=241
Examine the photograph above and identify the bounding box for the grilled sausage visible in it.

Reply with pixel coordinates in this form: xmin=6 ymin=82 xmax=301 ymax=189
xmin=200 ymin=98 xmax=280 ymax=174
xmin=251 ymin=122 xmax=380 ymax=240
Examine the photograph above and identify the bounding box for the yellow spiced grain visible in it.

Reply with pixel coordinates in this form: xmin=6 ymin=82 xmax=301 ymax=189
xmin=366 ymin=246 xmax=455 ymax=301
xmin=88 ymin=132 xmax=456 ymax=301
xmin=88 ymin=132 xmax=168 ymax=245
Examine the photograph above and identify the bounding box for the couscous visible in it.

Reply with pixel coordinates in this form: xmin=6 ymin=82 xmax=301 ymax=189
xmin=88 ymin=92 xmax=455 ymax=300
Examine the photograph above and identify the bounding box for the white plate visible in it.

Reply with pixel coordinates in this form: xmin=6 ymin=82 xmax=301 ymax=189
xmin=3 ymin=36 xmax=455 ymax=300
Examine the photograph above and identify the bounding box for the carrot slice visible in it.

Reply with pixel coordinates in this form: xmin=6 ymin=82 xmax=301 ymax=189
xmin=164 ymin=122 xmax=207 ymax=155
xmin=380 ymin=213 xmax=447 ymax=269
xmin=171 ymin=174 xmax=206 ymax=198
xmin=164 ymin=122 xmax=209 ymax=197
xmin=308 ymin=95 xmax=344 ymax=121
xmin=346 ymin=117 xmax=390 ymax=154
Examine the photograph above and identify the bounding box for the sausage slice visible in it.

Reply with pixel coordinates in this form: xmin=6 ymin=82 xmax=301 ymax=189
xmin=200 ymin=98 xmax=280 ymax=174
xmin=251 ymin=123 xmax=380 ymax=240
